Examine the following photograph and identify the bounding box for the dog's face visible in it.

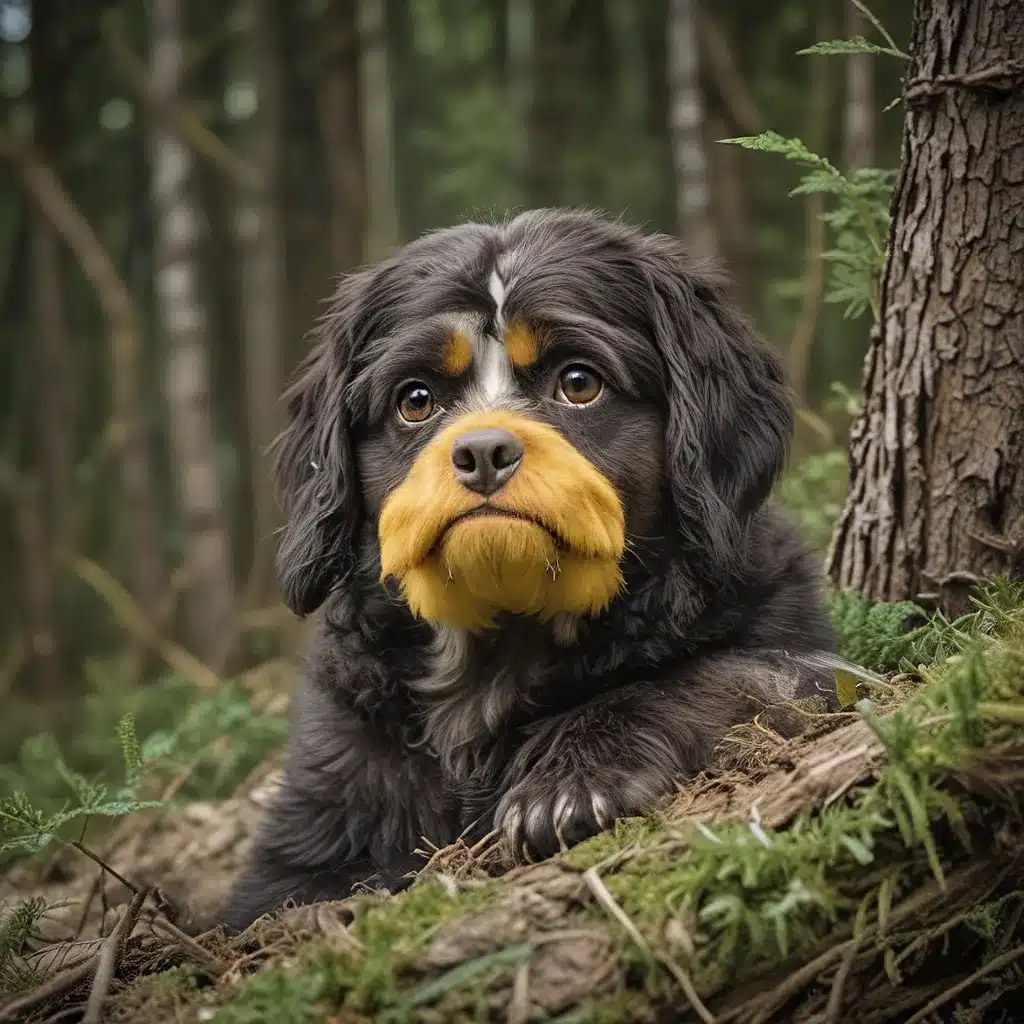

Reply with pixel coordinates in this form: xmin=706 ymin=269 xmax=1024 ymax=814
xmin=274 ymin=210 xmax=794 ymax=631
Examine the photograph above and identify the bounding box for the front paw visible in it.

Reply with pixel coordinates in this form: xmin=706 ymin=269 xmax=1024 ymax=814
xmin=494 ymin=772 xmax=664 ymax=859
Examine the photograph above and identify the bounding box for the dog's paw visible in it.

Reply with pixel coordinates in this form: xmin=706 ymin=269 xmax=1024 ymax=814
xmin=494 ymin=773 xmax=662 ymax=859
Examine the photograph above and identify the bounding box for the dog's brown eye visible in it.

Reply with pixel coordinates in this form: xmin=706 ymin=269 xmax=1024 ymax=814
xmin=398 ymin=383 xmax=436 ymax=423
xmin=556 ymin=365 xmax=603 ymax=406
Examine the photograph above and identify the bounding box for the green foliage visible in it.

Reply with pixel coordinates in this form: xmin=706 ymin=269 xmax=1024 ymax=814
xmin=0 ymin=896 xmax=53 ymax=993
xmin=203 ymin=583 xmax=1024 ymax=1021
xmin=797 ymin=38 xmax=908 ymax=61
xmin=826 ymin=589 xmax=929 ymax=673
xmin=776 ymin=449 xmax=848 ymax=551
xmin=723 ymin=6 xmax=907 ymax=325
xmin=0 ymin=721 xmax=161 ymax=860
xmin=827 ymin=580 xmax=1024 ymax=677
xmin=721 ymin=131 xmax=895 ymax=320
xmin=210 ymin=945 xmax=356 ymax=1024
xmin=0 ymin=676 xmax=288 ymax=866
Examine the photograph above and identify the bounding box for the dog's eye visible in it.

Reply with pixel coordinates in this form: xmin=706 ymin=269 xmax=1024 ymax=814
xmin=556 ymin=365 xmax=603 ymax=406
xmin=397 ymin=383 xmax=436 ymax=423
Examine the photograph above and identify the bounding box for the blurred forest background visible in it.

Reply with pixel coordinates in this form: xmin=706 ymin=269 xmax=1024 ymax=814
xmin=0 ymin=0 xmax=912 ymax=806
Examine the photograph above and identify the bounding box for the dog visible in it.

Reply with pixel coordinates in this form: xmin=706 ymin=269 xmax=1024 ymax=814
xmin=220 ymin=208 xmax=838 ymax=933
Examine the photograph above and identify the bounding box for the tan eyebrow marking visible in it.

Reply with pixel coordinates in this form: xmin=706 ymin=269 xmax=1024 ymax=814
xmin=504 ymin=319 xmax=541 ymax=368
xmin=442 ymin=328 xmax=474 ymax=376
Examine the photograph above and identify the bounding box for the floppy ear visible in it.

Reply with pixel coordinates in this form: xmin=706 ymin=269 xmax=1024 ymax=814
xmin=273 ymin=272 xmax=369 ymax=616
xmin=638 ymin=236 xmax=794 ymax=579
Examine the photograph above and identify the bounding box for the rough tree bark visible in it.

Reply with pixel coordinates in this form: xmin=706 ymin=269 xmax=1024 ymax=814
xmin=148 ymin=0 xmax=238 ymax=670
xmin=234 ymin=0 xmax=286 ymax=607
xmin=667 ymin=0 xmax=717 ymax=262
xmin=843 ymin=4 xmax=875 ymax=172
xmin=315 ymin=0 xmax=366 ymax=272
xmin=827 ymin=0 xmax=1024 ymax=614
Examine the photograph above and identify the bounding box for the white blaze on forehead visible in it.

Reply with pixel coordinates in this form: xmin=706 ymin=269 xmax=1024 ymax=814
xmin=488 ymin=270 xmax=506 ymax=331
xmin=449 ymin=267 xmax=517 ymax=407
xmin=472 ymin=334 xmax=516 ymax=403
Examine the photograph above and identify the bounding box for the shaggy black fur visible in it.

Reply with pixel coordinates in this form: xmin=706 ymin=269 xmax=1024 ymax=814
xmin=220 ymin=209 xmax=837 ymax=933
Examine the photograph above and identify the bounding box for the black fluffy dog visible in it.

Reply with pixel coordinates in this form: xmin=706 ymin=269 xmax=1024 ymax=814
xmin=221 ymin=208 xmax=837 ymax=932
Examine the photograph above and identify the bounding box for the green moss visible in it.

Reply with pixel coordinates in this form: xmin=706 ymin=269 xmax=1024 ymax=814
xmin=211 ymin=944 xmax=357 ymax=1024
xmin=561 ymin=814 xmax=663 ymax=871
xmin=826 ymin=587 xmax=929 ymax=672
xmin=827 ymin=578 xmax=1024 ymax=675
xmin=207 ymin=582 xmax=1024 ymax=1022
xmin=549 ymin=990 xmax=659 ymax=1023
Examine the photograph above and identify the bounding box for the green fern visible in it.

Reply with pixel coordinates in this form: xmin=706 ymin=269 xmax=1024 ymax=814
xmin=0 ymin=716 xmax=161 ymax=859
xmin=721 ymin=6 xmax=906 ymax=324
xmin=0 ymin=896 xmax=54 ymax=994
xmin=798 ymin=37 xmax=908 ymax=61
xmin=117 ymin=712 xmax=143 ymax=789
xmin=720 ymin=132 xmax=894 ymax=321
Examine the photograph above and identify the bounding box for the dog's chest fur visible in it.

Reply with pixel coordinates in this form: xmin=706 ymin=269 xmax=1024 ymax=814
xmin=408 ymin=616 xmax=581 ymax=781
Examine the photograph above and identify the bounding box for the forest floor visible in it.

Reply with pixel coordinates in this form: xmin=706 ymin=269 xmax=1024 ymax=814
xmin=2 ymin=585 xmax=1024 ymax=1023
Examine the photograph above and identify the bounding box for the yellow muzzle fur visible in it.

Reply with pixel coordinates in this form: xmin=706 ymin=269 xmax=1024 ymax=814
xmin=378 ymin=411 xmax=626 ymax=631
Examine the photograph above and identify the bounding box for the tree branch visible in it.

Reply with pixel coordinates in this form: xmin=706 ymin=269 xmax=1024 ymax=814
xmin=99 ymin=10 xmax=264 ymax=192
xmin=67 ymin=555 xmax=222 ymax=692
xmin=0 ymin=122 xmax=167 ymax=629
xmin=698 ymin=9 xmax=765 ymax=136
xmin=0 ymin=126 xmax=135 ymax=339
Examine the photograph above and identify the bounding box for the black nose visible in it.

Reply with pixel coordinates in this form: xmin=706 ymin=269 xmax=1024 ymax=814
xmin=450 ymin=428 xmax=524 ymax=495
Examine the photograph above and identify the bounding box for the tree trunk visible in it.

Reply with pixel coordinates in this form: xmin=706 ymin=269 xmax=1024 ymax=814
xmin=525 ymin=0 xmax=566 ymax=206
xmin=148 ymin=0 xmax=238 ymax=671
xmin=827 ymin=0 xmax=1024 ymax=614
xmin=26 ymin=0 xmax=71 ymax=695
xmin=357 ymin=0 xmax=400 ymax=261
xmin=788 ymin=5 xmax=835 ymax=404
xmin=0 ymin=134 xmax=166 ymax=649
xmin=235 ymin=0 xmax=286 ymax=607
xmin=843 ymin=4 xmax=875 ymax=171
xmin=667 ymin=0 xmax=716 ymax=261
xmin=315 ymin=0 xmax=366 ymax=272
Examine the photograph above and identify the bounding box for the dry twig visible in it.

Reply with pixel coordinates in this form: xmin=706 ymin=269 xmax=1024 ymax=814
xmin=82 ymin=887 xmax=150 ymax=1024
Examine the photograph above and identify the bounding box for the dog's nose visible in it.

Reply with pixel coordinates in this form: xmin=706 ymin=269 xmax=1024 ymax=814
xmin=450 ymin=428 xmax=524 ymax=495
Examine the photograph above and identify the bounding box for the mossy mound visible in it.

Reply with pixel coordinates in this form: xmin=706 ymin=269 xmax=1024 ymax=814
xmin=3 ymin=583 xmax=1024 ymax=1023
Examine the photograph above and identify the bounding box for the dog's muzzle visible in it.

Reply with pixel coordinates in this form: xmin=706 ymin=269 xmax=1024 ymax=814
xmin=378 ymin=411 xmax=626 ymax=631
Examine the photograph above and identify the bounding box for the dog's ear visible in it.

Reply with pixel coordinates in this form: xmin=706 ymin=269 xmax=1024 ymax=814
xmin=273 ymin=272 xmax=369 ymax=616
xmin=637 ymin=235 xmax=794 ymax=577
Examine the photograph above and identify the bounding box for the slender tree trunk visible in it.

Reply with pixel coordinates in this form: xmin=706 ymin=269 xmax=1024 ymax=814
xmin=316 ymin=0 xmax=366 ymax=272
xmin=507 ymin=0 xmax=533 ymax=194
xmin=357 ymin=0 xmax=399 ymax=261
xmin=706 ymin=112 xmax=752 ymax=310
xmin=11 ymin=476 xmax=59 ymax=696
xmin=843 ymin=4 xmax=875 ymax=172
xmin=788 ymin=5 xmax=835 ymax=404
xmin=26 ymin=0 xmax=71 ymax=695
xmin=148 ymin=0 xmax=237 ymax=670
xmin=827 ymin=0 xmax=1024 ymax=614
xmin=0 ymin=134 xmax=166 ymax=646
xmin=525 ymin=0 xmax=566 ymax=206
xmin=667 ymin=0 xmax=716 ymax=261
xmin=235 ymin=0 xmax=286 ymax=607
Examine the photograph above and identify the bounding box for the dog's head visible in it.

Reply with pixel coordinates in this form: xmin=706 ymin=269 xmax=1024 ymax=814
xmin=274 ymin=209 xmax=793 ymax=632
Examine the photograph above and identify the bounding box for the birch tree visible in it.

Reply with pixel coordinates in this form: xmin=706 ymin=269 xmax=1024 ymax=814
xmin=667 ymin=0 xmax=716 ymax=261
xmin=148 ymin=0 xmax=237 ymax=670
xmin=233 ymin=0 xmax=286 ymax=607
